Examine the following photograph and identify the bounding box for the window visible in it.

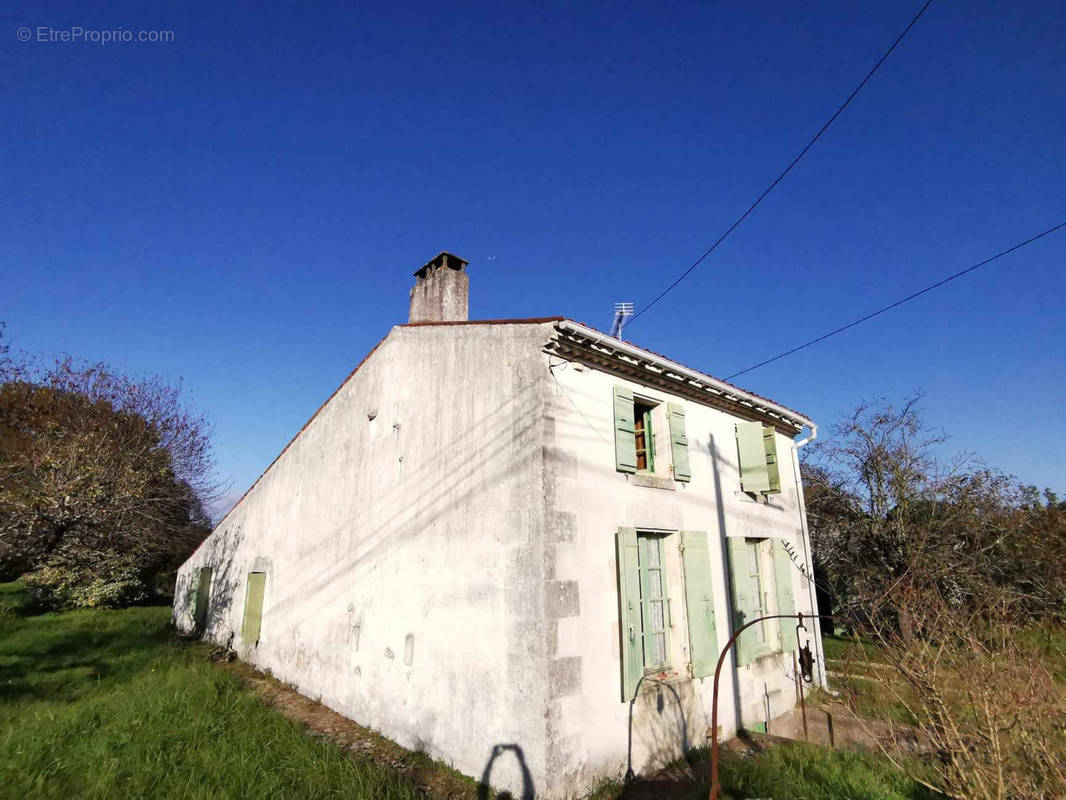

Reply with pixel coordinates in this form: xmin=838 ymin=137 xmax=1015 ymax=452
xmin=745 ymin=541 xmax=767 ymax=647
xmin=736 ymin=421 xmax=781 ymax=494
xmin=633 ymin=400 xmax=656 ymax=472
xmin=638 ymin=534 xmax=669 ymax=668
xmin=727 ymin=537 xmax=801 ymax=666
xmin=616 ymin=528 xmax=720 ymax=700
xmin=613 ymin=386 xmax=691 ymax=482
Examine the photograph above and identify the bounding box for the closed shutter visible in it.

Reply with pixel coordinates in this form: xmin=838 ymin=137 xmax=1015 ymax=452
xmin=736 ymin=422 xmax=770 ymax=493
xmin=772 ymin=542 xmax=798 ymax=651
xmin=763 ymin=426 xmax=781 ymax=494
xmin=193 ymin=566 xmax=213 ymax=627
xmin=613 ymin=386 xmax=638 ymax=474
xmin=726 ymin=539 xmax=758 ymax=667
xmin=680 ymin=531 xmax=718 ymax=678
xmin=667 ymin=403 xmax=692 ymax=482
xmin=242 ymin=572 xmax=267 ymax=646
xmin=615 ymin=528 xmax=643 ymax=701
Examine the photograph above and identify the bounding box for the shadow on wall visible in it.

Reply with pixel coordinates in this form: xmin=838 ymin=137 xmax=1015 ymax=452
xmin=176 ymin=522 xmax=247 ymax=643
xmin=476 ymin=744 xmax=534 ymax=800
xmin=625 ymin=677 xmax=692 ymax=782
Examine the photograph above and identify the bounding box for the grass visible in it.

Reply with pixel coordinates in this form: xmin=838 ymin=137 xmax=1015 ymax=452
xmin=0 ymin=582 xmax=424 ymax=800
xmin=822 ymin=632 xmax=887 ymax=664
xmin=0 ymin=581 xmax=937 ymax=799
xmin=584 ymin=742 xmax=938 ymax=800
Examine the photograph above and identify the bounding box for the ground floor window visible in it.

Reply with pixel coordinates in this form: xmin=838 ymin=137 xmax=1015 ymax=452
xmin=638 ymin=533 xmax=669 ymax=670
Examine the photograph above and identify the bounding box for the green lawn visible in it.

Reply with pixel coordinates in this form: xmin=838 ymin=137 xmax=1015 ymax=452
xmin=0 ymin=583 xmax=424 ymax=800
xmin=0 ymin=582 xmax=935 ymax=799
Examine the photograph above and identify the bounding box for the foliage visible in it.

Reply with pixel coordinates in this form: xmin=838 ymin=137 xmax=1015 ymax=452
xmin=802 ymin=394 xmax=1066 ymax=626
xmin=803 ymin=395 xmax=1066 ymax=798
xmin=0 ymin=326 xmax=217 ymax=607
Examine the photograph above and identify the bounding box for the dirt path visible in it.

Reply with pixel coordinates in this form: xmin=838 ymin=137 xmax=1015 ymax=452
xmin=221 ymin=659 xmax=485 ymax=799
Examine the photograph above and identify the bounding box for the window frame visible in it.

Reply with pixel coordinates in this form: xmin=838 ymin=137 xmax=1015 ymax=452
xmin=633 ymin=399 xmax=657 ymax=473
xmin=637 ymin=532 xmax=671 ymax=672
xmin=746 ymin=539 xmax=767 ymax=647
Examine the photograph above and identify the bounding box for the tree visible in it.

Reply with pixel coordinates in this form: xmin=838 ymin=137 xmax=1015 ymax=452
xmin=0 ymin=327 xmax=218 ymax=607
xmin=803 ymin=396 xmax=1066 ymax=798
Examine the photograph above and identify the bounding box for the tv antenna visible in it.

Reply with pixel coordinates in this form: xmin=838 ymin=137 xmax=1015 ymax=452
xmin=610 ymin=302 xmax=633 ymax=339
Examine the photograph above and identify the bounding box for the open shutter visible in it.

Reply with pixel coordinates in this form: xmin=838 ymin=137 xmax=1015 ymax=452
xmin=680 ymin=531 xmax=718 ymax=678
xmin=613 ymin=386 xmax=637 ymax=474
xmin=242 ymin=572 xmax=267 ymax=646
xmin=737 ymin=422 xmax=770 ymax=493
xmin=763 ymin=426 xmax=781 ymax=494
xmin=193 ymin=566 xmax=213 ymax=627
xmin=667 ymin=403 xmax=692 ymax=482
xmin=726 ymin=539 xmax=757 ymax=667
xmin=772 ymin=542 xmax=798 ymax=651
xmin=615 ymin=528 xmax=643 ymax=701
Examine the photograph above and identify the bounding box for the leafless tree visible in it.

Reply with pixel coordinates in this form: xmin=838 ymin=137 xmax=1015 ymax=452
xmin=803 ymin=395 xmax=1066 ymax=798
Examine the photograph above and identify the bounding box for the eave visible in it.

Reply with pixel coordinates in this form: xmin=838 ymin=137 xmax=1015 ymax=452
xmin=547 ymin=321 xmax=813 ymax=435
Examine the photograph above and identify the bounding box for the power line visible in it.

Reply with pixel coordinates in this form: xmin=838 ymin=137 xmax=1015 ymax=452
xmin=629 ymin=0 xmax=935 ymax=325
xmin=723 ymin=221 xmax=1066 ymax=381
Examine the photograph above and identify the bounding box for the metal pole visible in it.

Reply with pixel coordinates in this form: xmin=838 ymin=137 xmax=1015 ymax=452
xmin=709 ymin=612 xmax=837 ymax=800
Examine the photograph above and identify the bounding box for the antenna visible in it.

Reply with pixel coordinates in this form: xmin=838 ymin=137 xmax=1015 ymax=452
xmin=610 ymin=302 xmax=633 ymax=340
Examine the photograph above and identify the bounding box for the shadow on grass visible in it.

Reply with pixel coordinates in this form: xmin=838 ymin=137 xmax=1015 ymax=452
xmin=0 ymin=585 xmax=176 ymax=704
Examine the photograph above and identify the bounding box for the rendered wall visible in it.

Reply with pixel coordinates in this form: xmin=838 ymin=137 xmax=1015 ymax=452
xmin=541 ymin=358 xmax=820 ymax=796
xmin=173 ymin=322 xmax=556 ymax=797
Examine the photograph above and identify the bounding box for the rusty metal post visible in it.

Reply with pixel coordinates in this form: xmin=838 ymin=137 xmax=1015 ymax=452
xmin=795 ymin=617 xmax=809 ymax=743
xmin=709 ymin=612 xmax=835 ymax=800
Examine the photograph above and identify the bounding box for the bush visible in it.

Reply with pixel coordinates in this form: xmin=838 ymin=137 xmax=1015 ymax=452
xmin=23 ymin=562 xmax=152 ymax=609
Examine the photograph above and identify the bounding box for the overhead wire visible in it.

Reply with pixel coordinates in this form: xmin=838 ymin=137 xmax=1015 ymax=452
xmin=628 ymin=0 xmax=935 ymax=326
xmin=723 ymin=221 xmax=1066 ymax=380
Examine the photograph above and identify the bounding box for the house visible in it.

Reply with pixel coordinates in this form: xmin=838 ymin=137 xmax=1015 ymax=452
xmin=173 ymin=251 xmax=824 ymax=799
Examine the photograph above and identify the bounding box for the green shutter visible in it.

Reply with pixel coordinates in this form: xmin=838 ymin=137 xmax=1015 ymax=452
xmin=772 ymin=542 xmax=798 ymax=651
xmin=193 ymin=566 xmax=213 ymax=627
xmin=737 ymin=422 xmax=770 ymax=493
xmin=615 ymin=528 xmax=642 ymax=700
xmin=667 ymin=403 xmax=692 ymax=482
xmin=613 ymin=386 xmax=638 ymax=474
xmin=726 ymin=539 xmax=758 ymax=667
xmin=680 ymin=531 xmax=718 ymax=678
xmin=763 ymin=426 xmax=781 ymax=494
xmin=242 ymin=572 xmax=267 ymax=646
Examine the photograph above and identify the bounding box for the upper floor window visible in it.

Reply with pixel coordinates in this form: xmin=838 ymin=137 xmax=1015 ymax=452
xmin=612 ymin=385 xmax=691 ymax=482
xmin=736 ymin=422 xmax=781 ymax=495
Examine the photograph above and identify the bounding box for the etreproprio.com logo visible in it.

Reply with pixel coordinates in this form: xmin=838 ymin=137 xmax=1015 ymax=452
xmin=17 ymin=26 xmax=175 ymax=44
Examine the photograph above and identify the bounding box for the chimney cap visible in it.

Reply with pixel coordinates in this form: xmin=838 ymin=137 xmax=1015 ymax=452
xmin=414 ymin=251 xmax=468 ymax=279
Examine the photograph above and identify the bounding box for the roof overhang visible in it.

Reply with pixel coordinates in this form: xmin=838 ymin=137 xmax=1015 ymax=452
xmin=548 ymin=321 xmax=814 ymax=435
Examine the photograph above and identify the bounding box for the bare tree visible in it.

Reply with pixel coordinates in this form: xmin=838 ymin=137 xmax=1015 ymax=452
xmin=803 ymin=396 xmax=1066 ymax=798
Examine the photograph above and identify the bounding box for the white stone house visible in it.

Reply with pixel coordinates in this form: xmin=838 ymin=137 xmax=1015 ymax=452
xmin=173 ymin=251 xmax=824 ymax=799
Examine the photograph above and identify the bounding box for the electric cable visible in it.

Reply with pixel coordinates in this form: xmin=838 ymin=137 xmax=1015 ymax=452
xmin=724 ymin=220 xmax=1066 ymax=380
xmin=628 ymin=0 xmax=935 ymax=325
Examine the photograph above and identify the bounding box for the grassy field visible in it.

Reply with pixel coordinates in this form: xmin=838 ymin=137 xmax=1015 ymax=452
xmin=0 ymin=582 xmax=935 ymax=799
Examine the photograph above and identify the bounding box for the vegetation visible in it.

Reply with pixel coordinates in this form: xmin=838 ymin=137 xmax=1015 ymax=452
xmin=803 ymin=395 xmax=1066 ymax=799
xmin=0 ymin=582 xmax=427 ymax=800
xmin=0 ymin=325 xmax=216 ymax=608
xmin=1 ymin=581 xmax=935 ymax=800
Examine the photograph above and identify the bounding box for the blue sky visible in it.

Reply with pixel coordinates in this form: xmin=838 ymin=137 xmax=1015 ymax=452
xmin=4 ymin=0 xmax=1064 ymax=512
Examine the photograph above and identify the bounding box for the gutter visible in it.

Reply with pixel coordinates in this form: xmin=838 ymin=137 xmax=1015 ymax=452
xmin=557 ymin=321 xmax=814 ymax=433
xmin=790 ymin=424 xmax=827 ymax=686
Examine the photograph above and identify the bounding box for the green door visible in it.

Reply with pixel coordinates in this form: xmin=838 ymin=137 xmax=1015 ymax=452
xmin=242 ymin=572 xmax=267 ymax=646
xmin=193 ymin=567 xmax=213 ymax=628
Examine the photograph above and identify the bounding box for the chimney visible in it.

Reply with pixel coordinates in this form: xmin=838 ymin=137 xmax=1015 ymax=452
xmin=409 ymin=251 xmax=469 ymax=323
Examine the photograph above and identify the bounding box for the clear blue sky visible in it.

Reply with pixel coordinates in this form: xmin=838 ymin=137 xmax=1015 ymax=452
xmin=4 ymin=0 xmax=1064 ymax=512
